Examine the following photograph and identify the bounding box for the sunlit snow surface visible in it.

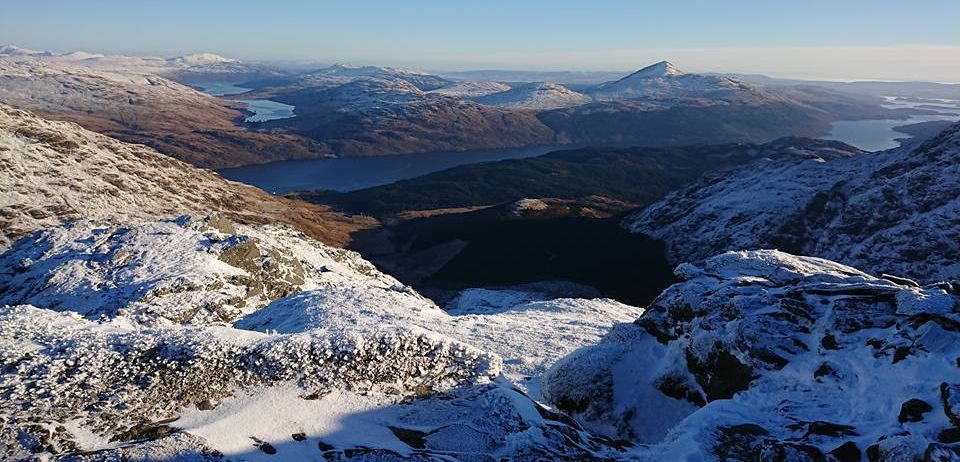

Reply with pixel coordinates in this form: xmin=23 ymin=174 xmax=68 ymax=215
xmin=0 ymin=216 xmax=640 ymax=460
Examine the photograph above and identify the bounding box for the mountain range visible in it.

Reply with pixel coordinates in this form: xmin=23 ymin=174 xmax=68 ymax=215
xmin=1 ymin=46 xmax=910 ymax=168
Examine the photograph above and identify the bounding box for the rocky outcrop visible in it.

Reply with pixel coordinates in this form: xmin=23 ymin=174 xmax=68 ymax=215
xmin=0 ymin=303 xmax=499 ymax=460
xmin=542 ymin=250 xmax=960 ymax=460
xmin=627 ymin=121 xmax=960 ymax=283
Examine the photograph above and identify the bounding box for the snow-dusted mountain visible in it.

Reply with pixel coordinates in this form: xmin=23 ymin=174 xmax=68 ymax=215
xmin=1 ymin=48 xmax=889 ymax=162
xmin=169 ymin=53 xmax=240 ymax=66
xmin=253 ymin=76 xmax=555 ymax=156
xmin=0 ymin=45 xmax=265 ymax=77
xmin=473 ymin=81 xmax=591 ymax=110
xmin=278 ymin=63 xmax=452 ymax=92
xmin=0 ymin=104 xmax=369 ymax=248
xmin=588 ymin=60 xmax=778 ymax=105
xmin=626 ymin=121 xmax=960 ymax=283
xmin=425 ymin=80 xmax=511 ymax=98
xmin=543 ymin=249 xmax=960 ymax=460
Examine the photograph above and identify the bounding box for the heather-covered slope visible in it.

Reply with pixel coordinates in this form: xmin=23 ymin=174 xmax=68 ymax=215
xmin=0 ymin=104 xmax=372 ymax=248
xmin=0 ymin=58 xmax=325 ymax=168
xmin=627 ymin=121 xmax=960 ymax=283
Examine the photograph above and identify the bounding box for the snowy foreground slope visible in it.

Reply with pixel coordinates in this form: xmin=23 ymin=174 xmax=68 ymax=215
xmin=543 ymin=250 xmax=960 ymax=460
xmin=5 ymin=219 xmax=959 ymax=461
xmin=627 ymin=121 xmax=960 ymax=283
xmin=0 ymin=216 xmax=640 ymax=460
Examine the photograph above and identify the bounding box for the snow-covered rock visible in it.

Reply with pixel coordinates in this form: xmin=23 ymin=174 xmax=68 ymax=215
xmin=237 ymin=282 xmax=641 ymax=385
xmin=626 ymin=121 xmax=960 ymax=283
xmin=0 ymin=303 xmax=499 ymax=459
xmin=542 ymin=249 xmax=960 ymax=460
xmin=474 ymin=82 xmax=591 ymax=110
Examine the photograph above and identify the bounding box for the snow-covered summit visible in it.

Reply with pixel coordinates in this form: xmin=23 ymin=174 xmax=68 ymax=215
xmin=0 ymin=213 xmax=640 ymax=459
xmin=589 ymin=60 xmax=768 ymax=104
xmin=624 ymin=60 xmax=685 ymax=79
xmin=60 ymin=50 xmax=106 ymax=60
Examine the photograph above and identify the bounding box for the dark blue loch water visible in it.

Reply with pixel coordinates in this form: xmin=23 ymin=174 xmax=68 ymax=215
xmin=216 ymin=144 xmax=570 ymax=193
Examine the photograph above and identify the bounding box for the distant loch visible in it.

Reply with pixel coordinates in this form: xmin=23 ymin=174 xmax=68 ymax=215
xmin=823 ymin=96 xmax=960 ymax=151
xmin=194 ymin=82 xmax=296 ymax=123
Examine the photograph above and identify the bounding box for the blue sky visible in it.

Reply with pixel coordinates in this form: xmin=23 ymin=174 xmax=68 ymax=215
xmin=2 ymin=0 xmax=958 ymax=80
